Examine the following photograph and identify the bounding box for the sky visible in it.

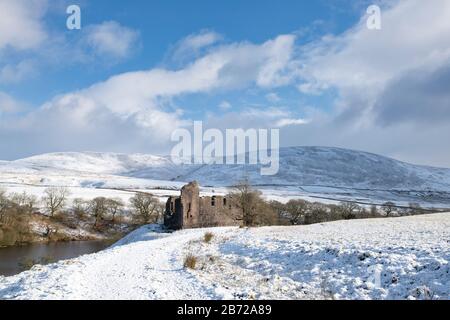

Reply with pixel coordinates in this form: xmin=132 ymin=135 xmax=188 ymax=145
xmin=0 ymin=0 xmax=449 ymax=168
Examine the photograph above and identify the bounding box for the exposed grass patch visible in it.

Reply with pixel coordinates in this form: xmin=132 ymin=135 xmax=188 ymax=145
xmin=183 ymin=254 xmax=198 ymax=270
xmin=204 ymin=232 xmax=214 ymax=243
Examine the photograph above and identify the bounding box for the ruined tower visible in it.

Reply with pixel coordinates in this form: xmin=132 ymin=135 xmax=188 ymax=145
xmin=164 ymin=181 xmax=242 ymax=230
xmin=165 ymin=181 xmax=200 ymax=229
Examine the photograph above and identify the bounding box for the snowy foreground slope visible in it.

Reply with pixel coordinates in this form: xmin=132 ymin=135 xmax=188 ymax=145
xmin=0 ymin=213 xmax=448 ymax=300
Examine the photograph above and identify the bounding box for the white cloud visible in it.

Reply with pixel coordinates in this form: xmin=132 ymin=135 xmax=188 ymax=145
xmin=167 ymin=30 xmax=225 ymax=67
xmin=2 ymin=0 xmax=449 ymax=167
xmin=83 ymin=21 xmax=140 ymax=59
xmin=203 ymin=107 xmax=308 ymax=133
xmin=0 ymin=0 xmax=48 ymax=51
xmin=265 ymin=92 xmax=281 ymax=103
xmin=183 ymin=31 xmax=222 ymax=49
xmin=0 ymin=92 xmax=26 ymax=114
xmin=219 ymin=101 xmax=232 ymax=110
xmin=298 ymin=82 xmax=327 ymax=95
xmin=0 ymin=2 xmax=140 ymax=84
xmin=44 ymin=34 xmax=296 ymax=123
xmin=297 ymin=0 xmax=450 ymax=116
xmin=256 ymin=35 xmax=296 ymax=87
xmin=275 ymin=118 xmax=310 ymax=127
xmin=0 ymin=60 xmax=36 ymax=84
xmin=240 ymin=107 xmax=290 ymax=119
xmin=173 ymin=30 xmax=222 ymax=60
xmin=0 ymin=34 xmax=297 ymax=158
xmin=283 ymin=0 xmax=450 ymax=166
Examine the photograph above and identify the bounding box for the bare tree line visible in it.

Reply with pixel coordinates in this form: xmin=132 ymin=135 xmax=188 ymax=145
xmin=226 ymin=179 xmax=435 ymax=227
xmin=0 ymin=187 xmax=164 ymax=247
xmin=0 ymin=180 xmax=442 ymax=246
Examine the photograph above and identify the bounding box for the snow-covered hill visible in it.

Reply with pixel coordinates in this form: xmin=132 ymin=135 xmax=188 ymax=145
xmin=1 ymin=147 xmax=450 ymax=208
xmin=3 ymin=147 xmax=450 ymax=190
xmin=0 ymin=213 xmax=448 ymax=300
xmin=176 ymin=147 xmax=450 ymax=190
xmin=12 ymin=152 xmax=177 ymax=178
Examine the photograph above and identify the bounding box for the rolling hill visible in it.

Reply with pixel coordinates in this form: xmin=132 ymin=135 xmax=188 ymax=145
xmin=2 ymin=147 xmax=450 ymax=191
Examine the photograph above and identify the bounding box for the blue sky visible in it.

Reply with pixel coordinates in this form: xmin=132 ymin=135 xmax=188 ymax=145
xmin=1 ymin=0 xmax=450 ymax=167
xmin=8 ymin=0 xmax=361 ymax=106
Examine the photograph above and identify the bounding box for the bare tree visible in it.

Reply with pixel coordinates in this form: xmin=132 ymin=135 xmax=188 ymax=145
xmin=269 ymin=200 xmax=290 ymax=225
xmin=10 ymin=191 xmax=37 ymax=215
xmin=304 ymin=202 xmax=329 ymax=225
xmin=285 ymin=199 xmax=309 ymax=225
xmin=408 ymin=202 xmax=424 ymax=215
xmin=24 ymin=194 xmax=37 ymax=214
xmin=72 ymin=198 xmax=89 ymax=219
xmin=370 ymin=205 xmax=379 ymax=217
xmin=129 ymin=193 xmax=163 ymax=224
xmin=89 ymin=197 xmax=109 ymax=228
xmin=381 ymin=201 xmax=396 ymax=217
xmin=43 ymin=187 xmax=70 ymax=217
xmin=227 ymin=178 xmax=270 ymax=226
xmin=338 ymin=201 xmax=360 ymax=220
xmin=105 ymin=198 xmax=124 ymax=223
xmin=0 ymin=188 xmax=9 ymax=221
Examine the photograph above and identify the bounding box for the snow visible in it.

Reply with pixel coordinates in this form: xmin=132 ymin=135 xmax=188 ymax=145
xmin=13 ymin=152 xmax=175 ymax=176
xmin=1 ymin=148 xmax=448 ymax=299
xmin=1 ymin=147 xmax=450 ymax=208
xmin=1 ymin=213 xmax=448 ymax=300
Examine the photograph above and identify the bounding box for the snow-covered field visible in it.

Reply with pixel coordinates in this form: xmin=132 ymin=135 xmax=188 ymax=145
xmin=1 ymin=213 xmax=448 ymax=300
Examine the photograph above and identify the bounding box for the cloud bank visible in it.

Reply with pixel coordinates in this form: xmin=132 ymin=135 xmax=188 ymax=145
xmin=0 ymin=0 xmax=450 ymax=168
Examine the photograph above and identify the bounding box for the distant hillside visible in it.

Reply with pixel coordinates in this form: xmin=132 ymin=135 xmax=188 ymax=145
xmin=3 ymin=147 xmax=450 ymax=191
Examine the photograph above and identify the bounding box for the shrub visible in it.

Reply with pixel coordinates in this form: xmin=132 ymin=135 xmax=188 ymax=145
xmin=0 ymin=188 xmax=10 ymax=221
xmin=338 ymin=202 xmax=360 ymax=220
xmin=0 ymin=211 xmax=31 ymax=244
xmin=304 ymin=203 xmax=329 ymax=225
xmin=10 ymin=192 xmax=37 ymax=215
xmin=284 ymin=199 xmax=309 ymax=225
xmin=52 ymin=211 xmax=78 ymax=229
xmin=0 ymin=227 xmax=19 ymax=247
xmin=72 ymin=198 xmax=89 ymax=220
xmin=204 ymin=232 xmax=214 ymax=243
xmin=129 ymin=193 xmax=164 ymax=224
xmin=183 ymin=254 xmax=197 ymax=269
xmin=408 ymin=203 xmax=424 ymax=215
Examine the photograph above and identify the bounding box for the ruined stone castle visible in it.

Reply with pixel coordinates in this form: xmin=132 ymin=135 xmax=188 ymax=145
xmin=164 ymin=181 xmax=242 ymax=230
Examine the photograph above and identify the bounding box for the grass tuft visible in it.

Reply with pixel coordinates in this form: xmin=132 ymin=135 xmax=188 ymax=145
xmin=183 ymin=254 xmax=197 ymax=269
xmin=204 ymin=232 xmax=214 ymax=243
